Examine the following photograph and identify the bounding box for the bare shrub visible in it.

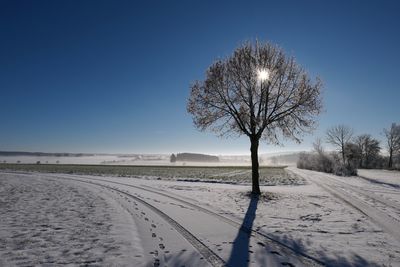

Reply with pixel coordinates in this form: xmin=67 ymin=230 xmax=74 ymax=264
xmin=297 ymin=140 xmax=357 ymax=176
xmin=332 ymin=162 xmax=357 ymax=176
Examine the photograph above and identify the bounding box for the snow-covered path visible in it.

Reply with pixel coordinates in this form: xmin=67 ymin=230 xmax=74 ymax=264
xmin=0 ymin=171 xmax=320 ymax=267
xmin=290 ymin=167 xmax=400 ymax=243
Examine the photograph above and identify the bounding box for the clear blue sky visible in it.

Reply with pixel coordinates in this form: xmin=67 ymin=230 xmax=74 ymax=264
xmin=1 ymin=0 xmax=399 ymax=154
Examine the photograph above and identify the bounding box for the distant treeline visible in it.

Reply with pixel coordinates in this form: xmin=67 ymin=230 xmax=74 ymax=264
xmin=170 ymin=153 xmax=219 ymax=162
xmin=0 ymin=151 xmax=95 ymax=157
xmin=297 ymin=123 xmax=400 ymax=176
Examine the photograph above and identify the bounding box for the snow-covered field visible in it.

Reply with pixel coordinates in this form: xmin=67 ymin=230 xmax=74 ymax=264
xmin=0 ymin=173 xmax=143 ymax=266
xmin=0 ymin=155 xmax=170 ymax=165
xmin=0 ymin=164 xmax=304 ymax=186
xmin=1 ymin=168 xmax=400 ymax=266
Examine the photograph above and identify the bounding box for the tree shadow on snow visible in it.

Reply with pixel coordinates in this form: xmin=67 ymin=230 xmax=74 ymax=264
xmin=268 ymin=233 xmax=381 ymax=267
xmin=358 ymin=175 xmax=400 ymax=189
xmin=224 ymin=191 xmax=380 ymax=267
xmin=226 ymin=194 xmax=259 ymax=267
xmin=144 ymin=191 xmax=382 ymax=267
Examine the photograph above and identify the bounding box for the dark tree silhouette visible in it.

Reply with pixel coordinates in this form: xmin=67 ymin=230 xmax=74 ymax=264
xmin=355 ymin=134 xmax=381 ymax=168
xmin=187 ymin=41 xmax=323 ymax=195
xmin=170 ymin=153 xmax=177 ymax=163
xmin=326 ymin=125 xmax=354 ymax=164
xmin=344 ymin=142 xmax=362 ymax=167
xmin=383 ymin=123 xmax=400 ymax=168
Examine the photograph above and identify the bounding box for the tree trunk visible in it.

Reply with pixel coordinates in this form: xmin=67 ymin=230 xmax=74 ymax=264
xmin=250 ymin=136 xmax=261 ymax=195
xmin=341 ymin=142 xmax=346 ymax=164
xmin=389 ymin=149 xmax=393 ymax=169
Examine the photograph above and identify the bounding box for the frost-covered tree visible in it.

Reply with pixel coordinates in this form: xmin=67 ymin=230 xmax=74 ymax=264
xmin=326 ymin=125 xmax=354 ymax=163
xmin=187 ymin=41 xmax=323 ymax=195
xmin=312 ymin=138 xmax=334 ymax=173
xmin=383 ymin=123 xmax=400 ymax=168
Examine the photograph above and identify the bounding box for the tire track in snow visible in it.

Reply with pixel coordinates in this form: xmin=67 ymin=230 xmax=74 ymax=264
xmin=48 ymin=176 xmax=226 ymax=267
xmin=324 ymin=175 xmax=400 ymax=213
xmin=38 ymin=172 xmax=323 ymax=266
xmin=291 ymin=168 xmax=400 ymax=243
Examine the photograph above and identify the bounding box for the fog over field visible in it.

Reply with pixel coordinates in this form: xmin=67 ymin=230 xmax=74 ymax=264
xmin=0 ymin=151 xmax=300 ymax=166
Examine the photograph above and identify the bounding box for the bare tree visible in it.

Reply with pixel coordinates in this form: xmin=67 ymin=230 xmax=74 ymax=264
xmin=326 ymin=125 xmax=354 ymax=164
xmin=383 ymin=123 xmax=400 ymax=168
xmin=187 ymin=41 xmax=323 ymax=195
xmin=355 ymin=134 xmax=380 ymax=168
xmin=312 ymin=138 xmax=334 ymax=173
xmin=313 ymin=138 xmax=324 ymax=155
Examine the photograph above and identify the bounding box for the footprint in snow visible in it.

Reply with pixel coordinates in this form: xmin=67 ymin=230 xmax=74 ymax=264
xmin=300 ymin=214 xmax=322 ymax=222
xmin=281 ymin=262 xmax=295 ymax=267
xmin=270 ymin=251 xmax=281 ymax=256
xmin=257 ymin=242 xmax=265 ymax=247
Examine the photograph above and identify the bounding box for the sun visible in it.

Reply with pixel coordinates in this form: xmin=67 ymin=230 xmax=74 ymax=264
xmin=257 ymin=68 xmax=270 ymax=81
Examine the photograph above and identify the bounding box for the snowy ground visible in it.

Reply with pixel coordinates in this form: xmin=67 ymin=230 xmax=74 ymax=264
xmin=0 ymin=173 xmax=143 ymax=266
xmin=1 ymin=168 xmax=400 ymax=266
xmin=288 ymin=168 xmax=400 ymax=266
xmin=145 ymin=169 xmax=400 ymax=266
xmin=358 ymin=169 xmax=400 ymax=188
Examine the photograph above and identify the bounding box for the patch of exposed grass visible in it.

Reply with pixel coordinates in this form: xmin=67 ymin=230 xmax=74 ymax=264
xmin=0 ymin=163 xmax=305 ymax=186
